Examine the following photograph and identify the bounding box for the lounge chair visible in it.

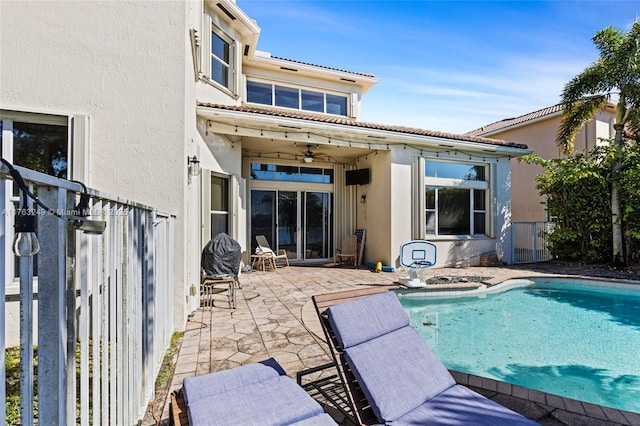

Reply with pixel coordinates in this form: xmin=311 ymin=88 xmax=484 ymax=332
xmin=255 ymin=234 xmax=289 ymax=268
xmin=314 ymin=288 xmax=539 ymax=425
xmin=171 ymin=358 xmax=337 ymax=425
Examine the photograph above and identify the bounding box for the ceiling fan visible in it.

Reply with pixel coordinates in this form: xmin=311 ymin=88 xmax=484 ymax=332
xmin=300 ymin=145 xmax=327 ymax=163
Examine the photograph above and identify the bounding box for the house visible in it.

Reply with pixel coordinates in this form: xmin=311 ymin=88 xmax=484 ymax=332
xmin=1 ymin=0 xmax=529 ymax=336
xmin=467 ymin=103 xmax=616 ymax=222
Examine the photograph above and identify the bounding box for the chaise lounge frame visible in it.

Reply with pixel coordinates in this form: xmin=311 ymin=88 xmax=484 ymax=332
xmin=312 ymin=286 xmax=392 ymax=425
xmin=311 ymin=286 xmax=538 ymax=425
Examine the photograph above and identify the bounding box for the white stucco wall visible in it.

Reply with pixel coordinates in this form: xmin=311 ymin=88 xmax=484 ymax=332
xmin=384 ymin=147 xmax=514 ymax=269
xmin=1 ymin=1 xmax=190 ymax=329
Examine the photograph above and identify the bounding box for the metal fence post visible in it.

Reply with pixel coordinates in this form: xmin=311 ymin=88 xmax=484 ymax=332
xmin=19 ymin=190 xmax=36 ymax=426
xmin=37 ymin=186 xmax=68 ymax=425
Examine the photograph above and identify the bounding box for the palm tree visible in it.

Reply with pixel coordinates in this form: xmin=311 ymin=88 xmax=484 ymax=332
xmin=557 ymin=20 xmax=640 ymax=265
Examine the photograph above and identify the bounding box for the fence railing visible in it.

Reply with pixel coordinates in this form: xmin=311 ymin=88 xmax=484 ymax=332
xmin=1 ymin=164 xmax=175 ymax=425
xmin=511 ymin=221 xmax=553 ymax=264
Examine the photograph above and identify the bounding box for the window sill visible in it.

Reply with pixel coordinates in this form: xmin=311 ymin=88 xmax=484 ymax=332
xmin=200 ymin=76 xmax=239 ymax=100
xmin=425 ymin=235 xmax=493 ymax=241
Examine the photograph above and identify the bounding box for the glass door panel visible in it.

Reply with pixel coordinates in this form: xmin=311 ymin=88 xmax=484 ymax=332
xmin=250 ymin=190 xmax=275 ymax=253
xmin=277 ymin=191 xmax=298 ymax=259
xmin=304 ymin=191 xmax=332 ymax=259
xmin=251 ymin=189 xmax=332 ymax=261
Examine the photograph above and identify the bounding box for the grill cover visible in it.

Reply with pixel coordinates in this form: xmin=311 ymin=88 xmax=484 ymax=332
xmin=201 ymin=233 xmax=242 ymax=282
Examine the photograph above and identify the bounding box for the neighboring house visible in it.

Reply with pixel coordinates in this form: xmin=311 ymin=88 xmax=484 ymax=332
xmin=1 ymin=0 xmax=529 ymax=332
xmin=467 ymin=104 xmax=616 ymax=222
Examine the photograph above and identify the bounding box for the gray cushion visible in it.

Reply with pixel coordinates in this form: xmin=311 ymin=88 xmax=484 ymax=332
xmin=345 ymin=325 xmax=455 ymax=421
xmin=327 ymin=291 xmax=538 ymax=425
xmin=291 ymin=413 xmax=340 ymax=425
xmin=183 ymin=362 xmax=279 ymax=405
xmin=390 ymin=384 xmax=539 ymax=425
xmin=326 ymin=291 xmax=409 ymax=349
xmin=187 ymin=375 xmax=330 ymax=425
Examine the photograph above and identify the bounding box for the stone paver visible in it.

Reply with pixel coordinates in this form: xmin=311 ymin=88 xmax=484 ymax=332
xmin=153 ymin=263 xmax=640 ymax=425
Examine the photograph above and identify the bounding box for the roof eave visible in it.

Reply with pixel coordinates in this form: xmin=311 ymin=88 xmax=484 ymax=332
xmin=477 ymin=110 xmax=565 ymax=137
xmin=245 ymin=53 xmax=378 ymax=94
xmin=196 ymin=105 xmax=530 ymax=156
xmin=205 ymin=0 xmax=262 ymax=56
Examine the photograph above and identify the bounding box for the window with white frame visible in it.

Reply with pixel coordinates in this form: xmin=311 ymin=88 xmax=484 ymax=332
xmin=424 ymin=160 xmax=488 ymax=237
xmin=246 ymin=79 xmax=348 ymax=116
xmin=1 ymin=112 xmax=70 ymax=278
xmin=210 ymin=174 xmax=229 ymax=239
xmin=210 ymin=27 xmax=234 ymax=91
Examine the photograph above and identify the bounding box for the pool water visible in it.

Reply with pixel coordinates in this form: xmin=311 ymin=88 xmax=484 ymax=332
xmin=399 ymin=279 xmax=640 ymax=413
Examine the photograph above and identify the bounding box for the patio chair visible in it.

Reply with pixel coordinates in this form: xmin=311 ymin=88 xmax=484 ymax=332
xmin=171 ymin=358 xmax=337 ymax=425
xmin=314 ymin=288 xmax=540 ymax=425
xmin=334 ymin=234 xmax=358 ymax=266
xmin=255 ymin=234 xmax=289 ymax=268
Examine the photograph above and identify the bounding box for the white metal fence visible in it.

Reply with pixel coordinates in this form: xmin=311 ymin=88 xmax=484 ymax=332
xmin=511 ymin=221 xmax=553 ymax=264
xmin=1 ymin=164 xmax=175 ymax=425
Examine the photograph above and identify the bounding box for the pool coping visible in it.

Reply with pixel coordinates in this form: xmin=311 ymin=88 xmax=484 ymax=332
xmin=453 ymin=370 xmax=640 ymax=425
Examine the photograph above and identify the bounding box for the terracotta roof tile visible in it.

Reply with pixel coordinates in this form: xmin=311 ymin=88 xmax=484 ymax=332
xmin=466 ymin=104 xmax=564 ymax=136
xmin=198 ymin=103 xmax=528 ymax=149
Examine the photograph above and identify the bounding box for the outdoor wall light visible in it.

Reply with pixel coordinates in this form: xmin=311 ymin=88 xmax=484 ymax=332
xmin=187 ymin=155 xmax=201 ymax=176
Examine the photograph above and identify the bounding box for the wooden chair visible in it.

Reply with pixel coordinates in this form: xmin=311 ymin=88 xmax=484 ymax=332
xmin=255 ymin=235 xmax=289 ymax=268
xmin=334 ymin=235 xmax=358 ymax=266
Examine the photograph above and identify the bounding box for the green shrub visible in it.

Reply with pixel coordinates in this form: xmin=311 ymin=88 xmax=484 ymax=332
xmin=521 ymin=141 xmax=640 ymax=264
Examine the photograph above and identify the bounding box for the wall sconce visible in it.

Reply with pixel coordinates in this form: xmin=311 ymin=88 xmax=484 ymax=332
xmin=360 ymin=193 xmax=367 ymax=204
xmin=187 ymin=155 xmax=201 ymax=176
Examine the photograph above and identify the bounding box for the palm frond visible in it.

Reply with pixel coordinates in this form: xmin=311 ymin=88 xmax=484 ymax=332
xmin=593 ymin=26 xmax=623 ymax=62
xmin=557 ymin=96 xmax=608 ymax=154
xmin=626 ymin=108 xmax=640 ymax=142
xmin=560 ymin=64 xmax=608 ymax=104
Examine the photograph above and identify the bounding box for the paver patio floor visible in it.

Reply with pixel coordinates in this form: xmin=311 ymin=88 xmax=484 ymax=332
xmin=152 ymin=263 xmax=640 ymax=425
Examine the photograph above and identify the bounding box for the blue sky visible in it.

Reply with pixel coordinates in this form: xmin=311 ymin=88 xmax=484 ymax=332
xmin=237 ymin=0 xmax=639 ymax=134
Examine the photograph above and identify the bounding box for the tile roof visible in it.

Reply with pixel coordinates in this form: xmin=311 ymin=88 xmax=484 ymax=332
xmin=270 ymin=55 xmax=376 ymax=78
xmin=466 ymin=104 xmax=564 ymax=137
xmin=198 ymin=103 xmax=528 ymax=150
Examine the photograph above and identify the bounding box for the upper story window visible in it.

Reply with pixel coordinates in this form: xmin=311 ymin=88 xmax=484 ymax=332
xmin=211 ymin=29 xmax=233 ymax=91
xmin=247 ymin=80 xmax=348 ymax=116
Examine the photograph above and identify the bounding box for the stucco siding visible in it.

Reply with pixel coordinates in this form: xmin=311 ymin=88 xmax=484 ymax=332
xmin=1 ymin=0 xmax=190 ymax=327
xmin=488 ymin=111 xmax=615 ymax=222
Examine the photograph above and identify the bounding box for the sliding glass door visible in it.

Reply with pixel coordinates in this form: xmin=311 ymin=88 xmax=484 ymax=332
xmin=250 ymin=189 xmax=332 ymax=261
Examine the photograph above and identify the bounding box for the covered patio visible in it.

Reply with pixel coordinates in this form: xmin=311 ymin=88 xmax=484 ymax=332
xmin=152 ymin=264 xmax=640 ymax=426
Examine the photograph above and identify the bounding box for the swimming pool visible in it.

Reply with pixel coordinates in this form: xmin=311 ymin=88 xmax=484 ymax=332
xmin=399 ymin=278 xmax=640 ymax=413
